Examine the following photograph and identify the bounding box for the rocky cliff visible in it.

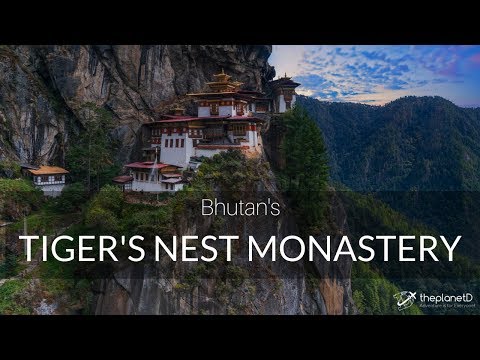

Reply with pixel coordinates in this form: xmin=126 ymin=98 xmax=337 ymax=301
xmin=1 ymin=45 xmax=355 ymax=314
xmin=0 ymin=45 xmax=274 ymax=165
xmin=93 ymin=175 xmax=355 ymax=315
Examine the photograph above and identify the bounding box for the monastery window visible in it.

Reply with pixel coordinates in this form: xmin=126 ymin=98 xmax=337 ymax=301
xmin=170 ymin=139 xmax=174 ymax=147
xmin=181 ymin=139 xmax=185 ymax=148
xmin=54 ymin=175 xmax=63 ymax=182
xmin=175 ymin=139 xmax=179 ymax=148
xmin=231 ymin=125 xmax=247 ymax=136
xmin=165 ymin=139 xmax=168 ymax=147
xmin=210 ymin=103 xmax=219 ymax=115
xmin=41 ymin=175 xmax=49 ymax=182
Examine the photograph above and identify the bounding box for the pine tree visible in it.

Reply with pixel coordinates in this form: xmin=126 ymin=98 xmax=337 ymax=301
xmin=66 ymin=103 xmax=120 ymax=193
xmin=280 ymin=106 xmax=329 ymax=234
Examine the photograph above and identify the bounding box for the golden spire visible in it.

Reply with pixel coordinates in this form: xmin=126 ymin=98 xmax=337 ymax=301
xmin=212 ymin=69 xmax=231 ymax=83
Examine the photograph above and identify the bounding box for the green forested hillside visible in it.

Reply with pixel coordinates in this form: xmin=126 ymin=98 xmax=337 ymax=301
xmin=298 ymin=96 xmax=480 ymax=259
xmin=298 ymin=95 xmax=480 ymax=191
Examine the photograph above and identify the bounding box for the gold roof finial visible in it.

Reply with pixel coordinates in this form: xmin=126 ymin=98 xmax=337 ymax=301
xmin=222 ymin=68 xmax=225 ymax=74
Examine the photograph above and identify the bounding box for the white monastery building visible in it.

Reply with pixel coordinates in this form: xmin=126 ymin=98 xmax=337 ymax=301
xmin=119 ymin=70 xmax=300 ymax=192
xmin=27 ymin=165 xmax=69 ymax=197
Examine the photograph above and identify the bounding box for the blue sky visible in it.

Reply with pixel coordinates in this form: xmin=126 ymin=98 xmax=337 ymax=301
xmin=269 ymin=45 xmax=480 ymax=107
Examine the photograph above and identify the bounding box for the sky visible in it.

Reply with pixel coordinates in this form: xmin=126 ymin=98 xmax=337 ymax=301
xmin=269 ymin=45 xmax=480 ymax=107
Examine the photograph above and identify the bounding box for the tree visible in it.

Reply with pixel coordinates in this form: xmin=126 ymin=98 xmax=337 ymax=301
xmin=57 ymin=182 xmax=88 ymax=212
xmin=85 ymin=185 xmax=124 ymax=234
xmin=66 ymin=103 xmax=120 ymax=193
xmin=0 ymin=251 xmax=17 ymax=278
xmin=278 ymin=106 xmax=329 ymax=234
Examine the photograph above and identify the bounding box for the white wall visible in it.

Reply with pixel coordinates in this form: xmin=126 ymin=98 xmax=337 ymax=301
xmin=33 ymin=175 xmax=66 ymax=197
xmin=131 ymin=179 xmax=184 ymax=193
xmin=247 ymin=130 xmax=257 ymax=147
xmin=174 ymin=183 xmax=184 ymax=192
xmin=160 ymin=133 xmax=193 ymax=168
xmin=34 ymin=174 xmax=65 ymax=186
xmin=37 ymin=184 xmax=65 ymax=197
xmin=277 ymin=94 xmax=296 ymax=113
xmin=194 ymin=148 xmax=225 ymax=158
xmin=278 ymin=94 xmax=286 ymax=113
xmin=198 ymin=107 xmax=210 ymax=117
xmin=161 ymin=182 xmax=185 ymax=192
xmin=131 ymin=179 xmax=163 ymax=192
xmin=219 ymin=105 xmax=234 ymax=116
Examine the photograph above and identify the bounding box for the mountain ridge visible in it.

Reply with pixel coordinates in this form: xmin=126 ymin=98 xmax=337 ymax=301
xmin=298 ymin=94 xmax=480 ymax=191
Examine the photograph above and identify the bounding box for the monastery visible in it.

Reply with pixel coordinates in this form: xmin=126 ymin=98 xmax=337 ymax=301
xmin=114 ymin=70 xmax=300 ymax=193
xmin=21 ymin=164 xmax=69 ymax=197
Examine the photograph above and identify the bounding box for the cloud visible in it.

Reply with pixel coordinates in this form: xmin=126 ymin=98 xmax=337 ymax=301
xmin=270 ymin=45 xmax=480 ymax=106
xmin=468 ymin=53 xmax=480 ymax=66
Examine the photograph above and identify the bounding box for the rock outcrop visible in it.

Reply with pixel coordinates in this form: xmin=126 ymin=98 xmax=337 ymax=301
xmin=0 ymin=45 xmax=274 ymax=165
xmin=1 ymin=45 xmax=355 ymax=314
xmin=93 ymin=185 xmax=355 ymax=315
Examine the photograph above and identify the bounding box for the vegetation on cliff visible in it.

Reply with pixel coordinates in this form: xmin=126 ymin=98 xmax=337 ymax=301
xmin=341 ymin=188 xmax=480 ymax=314
xmin=274 ymin=107 xmax=329 ymax=234
xmin=0 ymin=179 xmax=42 ymax=221
xmin=66 ymin=103 xmax=121 ymax=193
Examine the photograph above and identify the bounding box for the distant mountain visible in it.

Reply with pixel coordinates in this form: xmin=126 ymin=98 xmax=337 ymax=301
xmin=299 ymin=95 xmax=480 ymax=260
xmin=298 ymin=95 xmax=480 ymax=191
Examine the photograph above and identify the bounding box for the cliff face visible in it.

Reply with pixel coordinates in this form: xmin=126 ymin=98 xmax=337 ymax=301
xmin=0 ymin=45 xmax=274 ymax=165
xmin=1 ymin=45 xmax=355 ymax=314
xmin=93 ymin=130 xmax=355 ymax=315
xmin=93 ymin=178 xmax=355 ymax=315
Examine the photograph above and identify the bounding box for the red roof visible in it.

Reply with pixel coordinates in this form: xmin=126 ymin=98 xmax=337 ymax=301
xmin=149 ymin=115 xmax=262 ymax=125
xmin=153 ymin=115 xmax=231 ymax=123
xmin=229 ymin=116 xmax=259 ymax=120
xmin=197 ymin=144 xmax=250 ymax=150
xmin=162 ymin=115 xmax=194 ymax=120
xmin=112 ymin=175 xmax=133 ymax=184
xmin=125 ymin=162 xmax=178 ymax=169
xmin=155 ymin=117 xmax=199 ymax=123
xmin=161 ymin=178 xmax=184 ymax=184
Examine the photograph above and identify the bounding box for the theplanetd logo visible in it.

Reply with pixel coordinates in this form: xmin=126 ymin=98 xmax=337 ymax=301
xmin=393 ymin=290 xmax=475 ymax=311
xmin=393 ymin=291 xmax=417 ymax=311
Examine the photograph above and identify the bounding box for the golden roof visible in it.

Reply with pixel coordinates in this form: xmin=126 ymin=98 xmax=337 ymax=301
xmin=212 ymin=68 xmax=231 ymax=82
xmin=28 ymin=166 xmax=69 ymax=175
